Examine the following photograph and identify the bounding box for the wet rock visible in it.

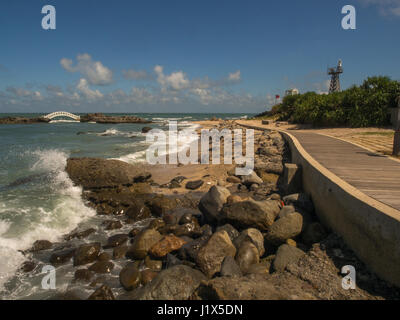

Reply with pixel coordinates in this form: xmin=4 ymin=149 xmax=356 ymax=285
xmin=240 ymin=171 xmax=263 ymax=186
xmin=199 ymin=186 xmax=231 ymax=223
xmin=149 ymin=235 xmax=187 ymax=258
xmin=88 ymin=285 xmax=115 ymax=300
xmin=235 ymin=240 xmax=259 ymax=274
xmin=126 ymin=201 xmax=151 ymax=221
xmin=141 ymin=127 xmax=152 ymax=134
xmin=113 ymin=245 xmax=129 ymax=260
xmin=141 ymin=269 xmax=158 ymax=285
xmin=233 ymin=228 xmax=265 ymax=257
xmin=148 ymin=218 xmax=166 ymax=230
xmin=302 ymin=222 xmax=328 ymax=245
xmin=74 ymin=269 xmax=94 ymax=282
xmin=102 ymin=220 xmax=123 ymax=231
xmin=147 ymin=196 xmax=177 ymax=217
xmin=173 ymin=222 xmax=202 ymax=238
xmin=179 ymin=213 xmax=193 ymax=225
xmin=103 ymin=234 xmax=129 ymax=249
xmin=73 ymin=243 xmax=101 ymax=266
xmin=283 ymin=193 xmax=314 ymax=213
xmin=220 ymin=256 xmax=242 ymax=277
xmin=185 ymin=180 xmax=204 ymax=190
xmin=130 ymin=265 xmax=207 ymax=300
xmin=265 ymin=212 xmax=303 ymax=245
xmin=126 ymin=229 xmax=163 ymax=260
xmin=64 ymin=228 xmax=96 ymax=241
xmin=89 ymin=261 xmax=114 ymax=274
xmin=119 ymin=263 xmax=142 ymax=291
xmin=144 ymin=255 xmax=163 ymax=271
xmin=133 ymin=172 xmax=152 ymax=182
xmin=221 ymin=199 xmax=281 ymax=231
xmin=20 ymin=261 xmax=36 ymax=273
xmin=97 ymin=252 xmax=111 ymax=261
xmin=216 ymin=224 xmax=240 ymax=241
xmin=66 ymin=158 xmax=147 ymax=189
xmin=272 ymin=244 xmax=305 ymax=272
xmin=195 ymin=230 xmax=237 ymax=278
xmin=31 ymin=240 xmax=52 ymax=252
xmin=128 ymin=227 xmax=141 ymax=238
xmin=49 ymin=248 xmax=75 ymax=265
xmin=178 ymin=236 xmax=210 ymax=262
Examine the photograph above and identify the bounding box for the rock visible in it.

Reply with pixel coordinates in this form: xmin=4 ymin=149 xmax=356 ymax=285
xmin=179 ymin=213 xmax=194 ymax=225
xmin=286 ymin=239 xmax=297 ymax=247
xmin=141 ymin=269 xmax=158 ymax=285
xmin=126 ymin=201 xmax=151 ymax=221
xmin=20 ymin=261 xmax=36 ymax=273
xmin=216 ymin=224 xmax=240 ymax=241
xmin=89 ymin=261 xmax=114 ymax=274
xmin=129 ymin=183 xmax=152 ymax=194
xmin=240 ymin=171 xmax=263 ymax=186
xmin=148 ymin=218 xmax=166 ymax=230
xmin=141 ymin=127 xmax=152 ymax=133
xmin=235 ymin=240 xmax=260 ymax=274
xmin=233 ymin=228 xmax=265 ymax=257
xmin=30 ymin=240 xmax=52 ymax=252
xmin=272 ymin=244 xmax=305 ymax=272
xmin=119 ymin=263 xmax=141 ymax=291
xmin=49 ymin=248 xmax=75 ymax=265
xmin=113 ymin=245 xmax=129 ymax=260
xmin=126 ymin=229 xmax=163 ymax=260
xmin=221 ymin=199 xmax=281 ymax=231
xmin=302 ymin=223 xmax=327 ymax=245
xmin=73 ymin=243 xmax=101 ymax=266
xmin=104 ymin=234 xmax=129 ymax=249
xmin=97 ymin=252 xmax=111 ymax=261
xmin=75 ymin=269 xmax=94 ymax=282
xmin=64 ymin=228 xmax=96 ymax=241
xmin=226 ymin=176 xmax=241 ymax=183
xmin=277 ymin=205 xmax=295 ymax=219
xmin=172 ymin=222 xmax=202 ymax=238
xmin=149 ymin=235 xmax=187 ymax=258
xmin=144 ymin=255 xmax=163 ymax=271
xmin=283 ymin=164 xmax=302 ymax=194
xmin=199 ymin=186 xmax=231 ymax=223
xmin=226 ymin=195 xmax=243 ymax=204
xmin=178 ymin=236 xmax=210 ymax=262
xmin=220 ymin=256 xmax=242 ymax=277
xmin=147 ymin=196 xmax=177 ymax=217
xmin=255 ymin=162 xmax=284 ymax=175
xmin=66 ymin=158 xmax=148 ymax=189
xmin=102 ymin=220 xmax=123 ymax=230
xmin=128 ymin=227 xmax=141 ymax=238
xmin=268 ymin=193 xmax=281 ymax=200
xmin=185 ymin=180 xmax=204 ymax=190
xmin=171 ymin=176 xmax=187 ymax=184
xmin=265 ymin=212 xmax=303 ymax=245
xmin=88 ymin=285 xmax=115 ymax=300
xmin=246 ymin=263 xmax=269 ymax=275
xmin=283 ymin=193 xmax=314 ymax=213
xmin=129 ymin=265 xmax=207 ymax=300
xmin=133 ymin=172 xmax=152 ymax=182
xmin=195 ymin=230 xmax=237 ymax=278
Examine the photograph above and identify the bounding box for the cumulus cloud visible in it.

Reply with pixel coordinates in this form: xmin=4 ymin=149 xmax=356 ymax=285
xmin=6 ymin=86 xmax=43 ymax=100
xmin=357 ymin=0 xmax=400 ymax=16
xmin=154 ymin=65 xmax=190 ymax=92
xmin=60 ymin=53 xmax=113 ymax=85
xmin=228 ymin=70 xmax=241 ymax=82
xmin=76 ymin=78 xmax=103 ymax=100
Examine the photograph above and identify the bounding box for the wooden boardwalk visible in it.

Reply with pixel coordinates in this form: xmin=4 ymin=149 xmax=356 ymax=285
xmin=288 ymin=131 xmax=400 ymax=211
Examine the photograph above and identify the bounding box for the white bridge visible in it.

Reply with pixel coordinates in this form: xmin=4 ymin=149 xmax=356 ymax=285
xmin=43 ymin=111 xmax=80 ymax=121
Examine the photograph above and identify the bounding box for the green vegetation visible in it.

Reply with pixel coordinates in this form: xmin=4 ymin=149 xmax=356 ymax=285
xmin=259 ymin=76 xmax=400 ymax=127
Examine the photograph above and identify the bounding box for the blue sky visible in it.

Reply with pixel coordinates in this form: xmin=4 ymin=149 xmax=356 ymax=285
xmin=0 ymin=0 xmax=399 ymax=113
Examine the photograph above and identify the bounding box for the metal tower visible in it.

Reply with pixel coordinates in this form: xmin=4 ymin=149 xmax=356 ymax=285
xmin=328 ymin=60 xmax=343 ymax=93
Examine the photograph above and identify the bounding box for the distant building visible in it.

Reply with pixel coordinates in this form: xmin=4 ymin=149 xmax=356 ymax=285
xmin=285 ymin=88 xmax=299 ymax=96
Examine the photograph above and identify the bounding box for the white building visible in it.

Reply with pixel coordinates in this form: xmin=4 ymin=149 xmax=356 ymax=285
xmin=285 ymin=88 xmax=299 ymax=96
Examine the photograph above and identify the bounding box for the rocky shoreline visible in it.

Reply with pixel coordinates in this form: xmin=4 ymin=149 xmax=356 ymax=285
xmin=16 ymin=120 xmax=400 ymax=300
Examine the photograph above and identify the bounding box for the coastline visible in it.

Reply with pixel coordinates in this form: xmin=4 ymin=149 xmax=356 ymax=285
xmin=3 ymin=119 xmax=400 ymax=300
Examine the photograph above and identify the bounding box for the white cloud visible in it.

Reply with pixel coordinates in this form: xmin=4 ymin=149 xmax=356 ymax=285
xmin=357 ymin=0 xmax=400 ymax=16
xmin=76 ymin=78 xmax=103 ymax=100
xmin=154 ymin=65 xmax=190 ymax=91
xmin=122 ymin=69 xmax=151 ymax=80
xmin=228 ymin=70 xmax=241 ymax=82
xmin=60 ymin=53 xmax=113 ymax=85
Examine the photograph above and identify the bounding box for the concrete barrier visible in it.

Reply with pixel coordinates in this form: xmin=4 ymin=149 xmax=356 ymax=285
xmin=240 ymin=122 xmax=400 ymax=287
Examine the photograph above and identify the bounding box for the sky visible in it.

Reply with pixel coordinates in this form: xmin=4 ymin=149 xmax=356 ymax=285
xmin=0 ymin=0 xmax=399 ymax=113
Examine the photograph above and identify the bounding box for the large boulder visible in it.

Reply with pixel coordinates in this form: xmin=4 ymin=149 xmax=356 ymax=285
xmin=125 ymin=200 xmax=151 ymax=221
xmin=221 ymin=199 xmax=281 ymax=231
xmin=66 ymin=158 xmax=147 ymax=189
xmin=126 ymin=229 xmax=163 ymax=260
xmin=195 ymin=230 xmax=237 ymax=278
xmin=220 ymin=256 xmax=242 ymax=277
xmin=73 ymin=243 xmax=101 ymax=266
xmin=119 ymin=263 xmax=141 ymax=291
xmin=103 ymin=234 xmax=129 ymax=249
xmin=233 ymin=228 xmax=265 ymax=257
xmin=272 ymin=244 xmax=305 ymax=272
xmin=265 ymin=212 xmax=303 ymax=245
xmin=147 ymin=196 xmax=177 ymax=217
xmin=235 ymin=240 xmax=260 ymax=274
xmin=199 ymin=186 xmax=231 ymax=223
xmin=240 ymin=171 xmax=263 ymax=186
xmin=128 ymin=265 xmax=207 ymax=300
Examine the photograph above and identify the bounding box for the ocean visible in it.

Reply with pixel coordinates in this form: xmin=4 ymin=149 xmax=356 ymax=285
xmin=0 ymin=113 xmax=252 ymax=299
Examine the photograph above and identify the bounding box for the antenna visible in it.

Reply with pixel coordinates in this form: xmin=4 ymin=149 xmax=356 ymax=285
xmin=327 ymin=60 xmax=343 ymax=93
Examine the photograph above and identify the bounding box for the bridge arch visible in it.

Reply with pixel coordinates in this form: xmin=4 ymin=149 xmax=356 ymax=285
xmin=43 ymin=111 xmax=80 ymax=121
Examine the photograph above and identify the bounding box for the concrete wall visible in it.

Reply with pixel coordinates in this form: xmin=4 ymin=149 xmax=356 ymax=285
xmin=281 ymin=131 xmax=400 ymax=287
